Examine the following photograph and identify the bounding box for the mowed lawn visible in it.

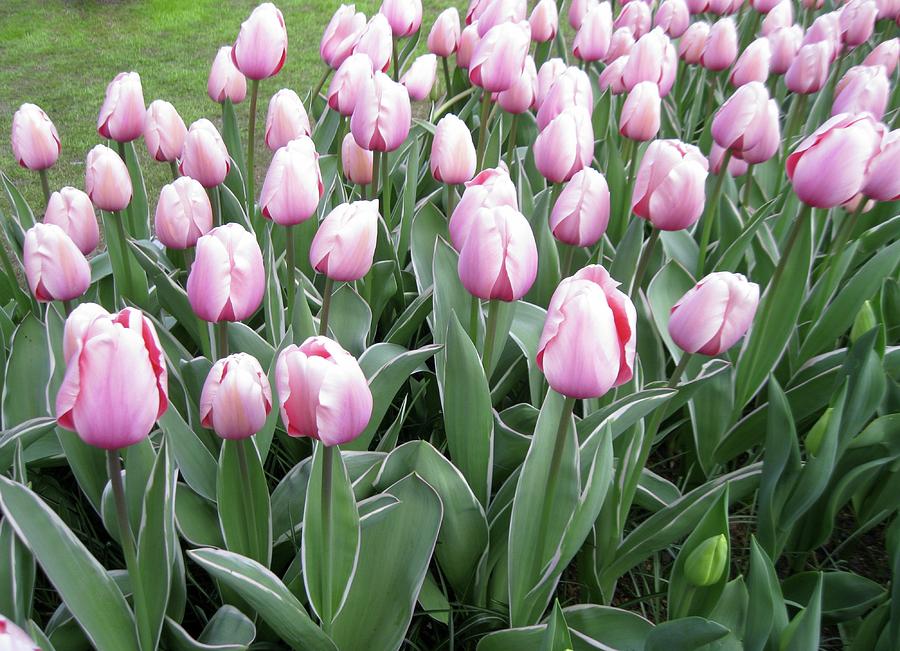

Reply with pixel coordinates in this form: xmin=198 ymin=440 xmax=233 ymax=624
xmin=0 ymin=0 xmax=464 ymax=210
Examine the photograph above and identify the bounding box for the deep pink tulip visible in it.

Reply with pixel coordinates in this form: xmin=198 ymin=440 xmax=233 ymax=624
xmin=350 ymin=71 xmax=411 ymax=152
xmin=569 ymin=0 xmax=600 ymax=29
xmin=549 ymin=168 xmax=610 ymax=247
xmin=702 ymin=18 xmax=738 ymax=71
xmin=498 ymin=55 xmax=538 ymax=114
xmin=620 ymin=81 xmax=661 ymax=141
xmin=450 ymin=165 xmax=518 ymax=249
xmin=803 ymin=12 xmax=842 ymax=59
xmin=536 ymin=66 xmax=593 ymax=130
xmin=768 ymin=25 xmax=803 ymax=75
xmin=623 ymin=27 xmax=669 ymax=91
xmin=276 ymin=336 xmax=373 ymax=446
xmin=402 ymin=54 xmax=437 ymax=101
xmin=761 ymin=0 xmax=793 ymax=35
xmin=534 ymin=107 xmax=594 ymax=184
xmin=57 ymin=305 xmax=168 ymax=449
xmin=713 ymin=82 xmax=780 ymax=164
xmin=144 ymin=100 xmax=187 ymax=163
xmin=321 ymin=4 xmax=367 ymax=69
xmin=599 ymin=56 xmax=629 ymax=94
xmin=862 ymin=129 xmax=900 ymax=202
xmin=730 ymin=37 xmax=771 ymax=86
xmin=260 ymin=137 xmax=323 ymax=226
xmin=574 ymin=2 xmax=612 ymax=61
xmin=615 ymin=1 xmax=651 ymax=38
xmin=457 ymin=205 xmax=537 ymax=302
xmin=24 ymin=223 xmax=90 ymax=303
xmin=709 ymin=142 xmax=750 ymax=176
xmin=429 ymin=8 xmax=461 ymax=56
xmin=201 ymin=353 xmax=272 ymax=440
xmin=530 ymin=0 xmax=559 ymax=42
xmin=476 ymin=0 xmax=527 ymax=37
xmin=98 ymin=72 xmax=145 ymax=143
xmin=785 ymin=41 xmax=833 ymax=93
xmin=208 ymin=47 xmax=248 ymax=103
xmin=11 ymin=103 xmax=60 ymax=171
xmin=632 ymin=139 xmax=709 ymax=230
xmin=342 ymin=133 xmax=374 ymax=185
xmin=431 ymin=114 xmax=477 ymax=184
xmin=328 ymin=53 xmax=375 ymax=117
xmin=187 ymin=223 xmax=265 ymax=322
xmin=605 ymin=26 xmax=636 ymax=63
xmin=536 ymin=58 xmax=567 ymax=108
xmin=44 ymin=187 xmax=99 ymax=255
xmin=669 ymin=273 xmax=759 ymax=356
xmin=832 ymin=64 xmax=889 ymax=120
xmin=380 ymin=0 xmax=422 ymax=37
xmin=232 ymin=3 xmax=287 ymax=80
xmin=840 ymin=0 xmax=877 ymax=48
xmin=265 ymin=89 xmax=311 ymax=151
xmin=155 ymin=177 xmax=213 ymax=250
xmin=85 ymin=144 xmax=132 ymax=212
xmin=469 ymin=21 xmax=531 ymax=92
xmin=863 ymin=38 xmax=899 ymax=75
xmin=0 ymin=616 xmax=40 ymax=651
xmin=456 ymin=24 xmax=480 ymax=69
xmin=787 ymin=113 xmax=883 ymax=208
xmin=679 ymin=22 xmax=709 ymax=64
xmin=654 ymin=0 xmax=690 ymax=37
xmin=309 ymin=200 xmax=379 ymax=281
xmin=537 ymin=265 xmax=636 ymax=399
xmin=353 ymin=14 xmax=393 ymax=73
xmin=179 ymin=119 xmax=231 ymax=188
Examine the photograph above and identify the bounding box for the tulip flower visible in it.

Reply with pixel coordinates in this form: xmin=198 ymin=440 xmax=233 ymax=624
xmin=310 ymin=200 xmax=379 ymax=282
xmin=785 ymin=41 xmax=832 ymax=93
xmin=450 ymin=166 xmax=518 ymax=249
xmin=537 ymin=265 xmax=636 ymax=399
xmin=840 ymin=0 xmax=877 ymax=49
xmin=761 ymin=0 xmax=793 ymax=35
xmin=232 ymin=3 xmax=287 ymax=80
xmin=456 ymin=24 xmax=480 ymax=70
xmin=97 ymin=72 xmax=145 ymax=143
xmin=428 ymin=8 xmax=461 ymax=56
xmin=549 ymin=168 xmax=610 ymax=247
xmin=187 ymin=223 xmax=265 ymax=322
xmin=179 ymin=119 xmax=231 ymax=189
xmin=536 ymin=67 xmax=593 ymax=130
xmin=44 ymin=187 xmax=100 ymax=255
xmin=654 ymin=0 xmax=690 ymax=38
xmin=24 ymin=223 xmax=90 ymax=303
xmin=276 ymin=336 xmax=373 ymax=446
xmin=632 ymin=139 xmax=709 ymax=230
xmin=751 ymin=0 xmax=781 ymax=11
xmin=431 ymin=115 xmax=477 ymax=185
xmin=260 ymin=136 xmax=323 ymax=226
xmin=668 ymin=272 xmax=759 ymax=356
xmin=534 ymin=107 xmax=594 ymax=184
xmin=832 ymin=65 xmax=889 ymax=120
xmin=787 ymin=113 xmax=883 ymax=208
xmin=615 ymin=2 xmax=651 ymax=38
xmin=574 ymin=3 xmax=612 ymax=62
xmin=709 ymin=143 xmax=750 ymax=177
xmin=380 ymin=0 xmax=422 ymax=38
xmin=622 ymin=28 xmax=669 ymax=91
xmin=605 ymin=26 xmax=636 ymax=63
xmin=320 ymin=4 xmax=367 ymax=69
xmin=701 ymin=18 xmax=738 ymax=71
xmin=862 ymin=129 xmax=900 ymax=202
xmin=803 ymin=12 xmax=842 ymax=58
xmin=328 ymin=53 xmax=375 ymax=117
xmin=658 ymin=42 xmax=679 ymax=96
xmin=154 ymin=177 xmax=213 ymax=250
xmin=85 ymin=144 xmax=132 ymax=212
xmin=350 ymin=71 xmax=411 ymax=152
xmin=476 ymin=0 xmax=527 ymax=37
xmin=401 ymin=54 xmax=437 ymax=101
xmin=569 ymin=0 xmax=600 ymax=29
xmin=530 ymin=0 xmax=559 ymax=43
xmin=208 ymin=46 xmax=248 ymax=104
xmin=599 ymin=56 xmax=629 ymax=93
xmin=863 ymin=38 xmax=898 ymax=75
xmin=144 ymin=100 xmax=187 ymax=163
xmin=265 ymin=89 xmax=311 ymax=151
xmin=679 ymin=22 xmax=709 ymax=64
xmin=767 ymin=25 xmax=803 ymax=75
xmin=536 ymin=58 xmax=567 ymax=108
xmin=712 ymin=82 xmax=780 ymax=164
xmin=730 ymin=38 xmax=771 ymax=86
xmin=0 ymin=615 xmax=41 ymax=651
xmin=353 ymin=14 xmax=393 ymax=73
xmin=875 ymin=0 xmax=899 ymax=19
xmin=341 ymin=133 xmax=374 ymax=186
xmin=57 ymin=304 xmax=168 ymax=449
xmin=11 ymin=103 xmax=60 ymax=172
xmin=201 ymin=353 xmax=272 ymax=440
xmin=469 ymin=21 xmax=531 ymax=93
xmin=497 ymin=56 xmax=538 ymax=114
xmin=684 ymin=535 xmax=728 ymax=587
xmin=687 ymin=0 xmax=710 ymax=13
xmin=620 ymin=81 xmax=661 ymax=142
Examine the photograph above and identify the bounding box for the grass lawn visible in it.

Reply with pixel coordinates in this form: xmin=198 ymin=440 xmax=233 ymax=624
xmin=0 ymin=0 xmax=464 ymax=211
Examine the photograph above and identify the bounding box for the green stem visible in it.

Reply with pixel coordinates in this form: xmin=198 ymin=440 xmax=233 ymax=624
xmin=212 ymin=185 xmax=223 ymax=227
xmin=810 ymin=203 xmax=862 ymax=316
xmin=481 ymin=299 xmax=500 ymax=377
xmin=442 ymin=55 xmax=453 ymax=98
xmin=561 ymin=244 xmax=576 ymax=279
xmin=184 ymin=246 xmax=195 ymax=275
xmin=113 ymin=211 xmax=135 ymax=299
xmin=433 ymin=86 xmax=477 ymax=121
xmin=469 ymin=295 xmax=480 ymax=345
xmin=782 ymin=93 xmax=808 ymax=158
xmin=535 ymin=395 xmax=576 ymax=569
xmin=742 ymin=164 xmax=754 ymax=212
xmin=630 ymin=227 xmax=659 ymax=298
xmin=38 ymin=169 xmax=51 ymax=207
xmin=617 ymin=141 xmax=640 ymax=241
xmin=319 ymin=277 xmax=335 ymax=336
xmin=445 ymin=183 xmax=457 ymax=219
xmin=310 ymin=66 xmax=332 ymax=122
xmin=321 ymin=443 xmax=335 ymax=631
xmin=392 ymin=37 xmax=400 ymax=81
xmin=696 ymin=151 xmax=732 ymax=277
xmin=381 ymin=150 xmax=392 ymax=227
xmin=168 ymin=160 xmax=179 ymax=181
xmin=770 ymin=205 xmax=812 ymax=296
xmin=475 ymin=91 xmax=492 ymax=170
xmin=63 ymin=299 xmax=73 ymax=316
xmin=285 ymin=224 xmax=296 ymax=321
xmin=506 ymin=114 xmax=518 ymax=167
xmin=216 ymin=320 xmax=228 ymax=361
xmin=246 ymin=79 xmax=260 ymax=219
xmin=335 ymin=116 xmax=347 ymax=189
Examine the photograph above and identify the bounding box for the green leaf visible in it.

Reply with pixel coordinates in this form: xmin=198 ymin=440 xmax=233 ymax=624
xmin=540 ymin=601 xmax=573 ymax=651
xmin=782 ymin=571 xmax=885 ymax=622
xmin=217 ymin=438 xmax=272 ymax=567
xmin=745 ymin=537 xmax=788 ymax=651
xmin=327 ymin=284 xmax=371 ymax=356
xmin=781 ymin=573 xmax=823 ymax=651
xmin=160 ymin=407 xmax=218 ymax=503
xmin=0 ymin=514 xmax=35 ymax=626
xmin=0 ymin=417 xmax=55 ymax=474
xmin=2 ymin=314 xmax=51 ymax=428
xmin=174 ymin=483 xmax=224 ymax=547
xmin=123 ymin=141 xmax=150 ymax=240
xmin=644 ymin=617 xmax=729 ymax=651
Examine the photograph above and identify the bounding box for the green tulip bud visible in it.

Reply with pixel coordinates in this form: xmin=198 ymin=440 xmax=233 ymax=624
xmin=849 ymin=300 xmax=877 ymax=343
xmin=805 ymin=407 xmax=833 ymax=457
xmin=684 ymin=534 xmax=728 ymax=587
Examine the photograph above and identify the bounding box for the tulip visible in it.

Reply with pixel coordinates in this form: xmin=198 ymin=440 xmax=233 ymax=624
xmin=456 ymin=24 xmax=480 ymax=69
xmin=730 ymin=37 xmax=771 ymax=86
xmin=832 ymin=65 xmax=889 ymax=120
xmin=450 ymin=166 xmax=518 ymax=249
xmin=469 ymin=21 xmax=531 ymax=93
xmin=401 ymin=54 xmax=437 ymax=101
xmin=24 ymin=223 xmax=90 ymax=303
xmin=862 ymin=129 xmax=900 ymax=202
xmin=200 ymin=353 xmax=272 ymax=440
xmin=654 ymin=0 xmax=690 ymax=38
xmin=679 ymin=22 xmax=709 ymax=64
xmin=380 ymin=0 xmax=422 ymax=37
xmin=530 ymin=0 xmax=559 ymax=43
xmin=751 ymin=0 xmax=781 ymax=12
xmin=573 ymin=3 xmax=612 ymax=62
xmin=709 ymin=143 xmax=750 ymax=176
xmin=615 ymin=1 xmax=651 ymax=38
xmin=569 ymin=0 xmax=600 ymax=29
xmin=44 ymin=187 xmax=99 ymax=255
xmin=875 ymin=0 xmax=899 ymax=19
xmin=154 ymin=177 xmax=213 ymax=250
xmin=328 ymin=53 xmax=374 ymax=117
xmin=232 ymin=2 xmax=287 ymax=80
xmin=11 ymin=103 xmax=60 ymax=171
xmin=350 ymin=71 xmax=411 ymax=152
xmin=668 ymin=272 xmax=759 ymax=355
xmin=787 ymin=113 xmax=883 ymax=208
xmin=432 ymin=114 xmax=477 ymax=184
xmin=342 ymin=133 xmax=374 ymax=185
xmin=599 ymin=56 xmax=629 ymax=93
xmin=276 ymin=336 xmax=373 ymax=445
xmin=658 ymin=42 xmax=679 ymax=96
xmin=97 ymin=72 xmax=145 ymax=142
xmin=57 ymin=305 xmax=168 ymax=449
xmin=208 ymin=46 xmax=248 ymax=103
xmin=429 ymin=8 xmax=461 ymax=57
xmin=686 ymin=0 xmax=710 ymax=13
xmin=605 ymin=26 xmax=636 ymax=63
xmin=785 ymin=41 xmax=832 ymax=93
xmin=684 ymin=535 xmax=728 ymax=587
xmin=536 ymin=58 xmax=567 ymax=108
xmin=761 ymin=0 xmax=793 ymax=35
xmin=260 ymin=136 xmax=323 ymax=226
xmin=0 ymin=615 xmax=41 ymax=651
xmin=537 ymin=265 xmax=636 ymax=399
xmin=632 ymin=139 xmax=709 ymax=230
xmin=187 ymin=223 xmax=265 ymax=322
xmin=85 ymin=144 xmax=132 ymax=212
xmin=840 ymin=0 xmax=877 ymax=49
xmin=534 ymin=107 xmax=594 ymax=184
xmin=622 ymin=27 xmax=669 ymax=91
xmin=265 ymin=89 xmax=311 ymax=151
xmin=310 ymin=200 xmax=379 ymax=282
xmin=712 ymin=82 xmax=780 ymax=164
xmin=497 ymin=55 xmax=538 ymax=114
xmin=803 ymin=12 xmax=842 ymax=59
xmin=179 ymin=119 xmax=231 ymax=188
xmin=320 ymin=4 xmax=367 ymax=69
xmin=144 ymin=100 xmax=187 ymax=163
xmin=863 ymin=38 xmax=899 ymax=75
xmin=549 ymin=168 xmax=610 ymax=247
xmin=476 ymin=0 xmax=527 ymax=37
xmin=768 ymin=25 xmax=803 ymax=75
xmin=619 ymin=81 xmax=661 ymax=142
xmin=537 ymin=67 xmax=593 ymax=130
xmin=701 ymin=18 xmax=738 ymax=71
xmin=457 ymin=205 xmax=537 ymax=302
xmin=353 ymin=13 xmax=393 ymax=73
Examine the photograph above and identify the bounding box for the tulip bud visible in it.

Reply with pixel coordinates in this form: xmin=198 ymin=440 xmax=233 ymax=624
xmin=44 ymin=187 xmax=99 ymax=255
xmin=24 ymin=223 xmax=91 ymax=303
xmin=57 ymin=305 xmax=168 ymax=449
xmin=536 ymin=58 xmax=567 ymax=108
xmin=85 ymin=144 xmax=132 ymax=212
xmin=457 ymin=205 xmax=537 ymax=302
xmin=342 ymin=133 xmax=374 ymax=185
xmin=537 ymin=67 xmax=593 ymax=130
xmin=687 ymin=0 xmax=710 ymax=13
xmin=321 ymin=4 xmax=367 ymax=69
xmin=402 ymin=54 xmax=437 ymax=101
xmin=208 ymin=46 xmax=248 ymax=103
xmin=11 ymin=103 xmax=60 ymax=171
xmin=350 ymin=72 xmax=411 ymax=152
xmin=761 ymin=0 xmax=793 ymax=35
xmin=569 ymin=0 xmax=600 ymax=29
xmin=862 ymin=129 xmax=900 ymax=202
xmin=684 ymin=535 xmax=728 ymax=587
xmin=154 ymin=177 xmax=213 ymax=250
xmin=659 ymin=42 xmax=679 ymax=96
xmin=679 ymin=22 xmax=709 ymax=64
xmin=144 ymin=100 xmax=187 ymax=163
xmin=428 ymin=9 xmax=460 ymax=59
xmin=380 ymin=0 xmax=422 ymax=37
xmin=201 ymin=353 xmax=272 ymax=440
xmin=654 ymin=0 xmax=690 ymax=37
xmin=469 ymin=21 xmax=531 ymax=92
xmin=328 ymin=53 xmax=374 ymax=117
xmin=712 ymin=82 xmax=780 ymax=164
xmin=310 ymin=200 xmax=379 ymax=281
xmin=0 ymin=615 xmax=41 ymax=651
xmin=232 ymin=2 xmax=287 ymax=80
xmin=701 ymin=18 xmax=738 ymax=71
xmin=730 ymin=37 xmax=771 ymax=86
xmin=840 ymin=0 xmax=877 ymax=48
xmin=751 ymin=0 xmax=781 ymax=11
xmin=803 ymin=12 xmax=842 ymax=58
xmin=622 ymin=28 xmax=669 ymax=91
xmin=574 ymin=2 xmax=612 ymax=62
xmin=620 ymin=81 xmax=661 ymax=141
xmin=530 ymin=0 xmax=559 ymax=42
xmin=431 ymin=115 xmax=477 ymax=184
xmin=265 ymin=89 xmax=311 ymax=151
xmin=456 ymin=24 xmax=480 ymax=69
xmin=353 ymin=14 xmax=393 ymax=73
xmin=767 ymin=25 xmax=803 ymax=75
xmin=260 ymin=137 xmax=323 ymax=226
xmin=709 ymin=143 xmax=749 ymax=177
xmin=875 ymin=0 xmax=899 ymax=19
xmin=605 ymin=26 xmax=636 ymax=63
xmin=785 ymin=41 xmax=832 ymax=93
xmin=179 ymin=119 xmax=231 ymax=188
xmin=497 ymin=56 xmax=538 ymax=114
xmin=476 ymin=0 xmax=527 ymax=37
xmin=632 ymin=139 xmax=709 ymax=230
xmin=187 ymin=224 xmax=265 ymax=322
xmin=832 ymin=65 xmax=889 ymax=121
xmin=535 ymin=107 xmax=594 ymax=185
xmin=537 ymin=265 xmax=636 ymax=399
xmin=863 ymin=38 xmax=899 ymax=75
xmin=450 ymin=166 xmax=518 ymax=249
xmin=615 ymin=2 xmax=651 ymax=38
xmin=98 ymin=72 xmax=146 ymax=142
xmin=599 ymin=56 xmax=629 ymax=93
xmin=550 ymin=168 xmax=610 ymax=247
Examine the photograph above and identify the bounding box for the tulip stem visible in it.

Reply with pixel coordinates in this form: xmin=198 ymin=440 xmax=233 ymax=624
xmin=62 ymin=300 xmax=73 ymax=317
xmin=481 ymin=299 xmax=500 ymax=378
xmin=381 ymin=151 xmax=393 ymax=227
xmin=392 ymin=37 xmax=400 ymax=82
xmin=811 ymin=202 xmax=863 ymax=317
xmin=469 ymin=296 xmax=480 ymax=345
xmin=781 ymin=93 xmax=808 ymax=162
xmin=561 ymin=244 xmax=576 ymax=280
xmin=535 ymin=395 xmax=576 ymax=572
xmin=235 ymin=438 xmax=260 ymax=562
xmin=38 ymin=169 xmax=51 ymax=207
xmin=742 ymin=165 xmax=754 ymax=213
xmin=769 ymin=205 xmax=813 ymax=298
xmin=168 ymin=160 xmax=179 ymax=182
xmin=319 ymin=277 xmax=335 ymax=336
xmin=212 ymin=185 xmax=223 ymax=228
xmin=475 ymin=91 xmax=492 ymax=170
xmin=442 ymin=56 xmax=453 ymax=99
xmin=433 ymin=87 xmax=477 ymax=122
xmin=285 ymin=224 xmax=296 ymax=321
xmin=246 ymin=79 xmax=260 ymax=219
xmin=310 ymin=66 xmax=332 ymax=121
xmin=216 ymin=321 xmax=229 ymax=361
xmin=112 ymin=211 xmax=136 ymax=301
xmin=617 ymin=140 xmax=640 ymax=241
xmin=506 ymin=114 xmax=518 ymax=168
xmin=321 ymin=443 xmax=335 ymax=632
xmin=370 ymin=151 xmax=381 ymax=201
xmin=696 ymin=150 xmax=732 ymax=277
xmin=630 ymin=227 xmax=659 ymax=298
xmin=445 ymin=183 xmax=457 ymax=219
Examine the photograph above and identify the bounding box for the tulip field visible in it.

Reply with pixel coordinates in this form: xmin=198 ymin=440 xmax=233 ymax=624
xmin=2 ymin=0 xmax=900 ymax=650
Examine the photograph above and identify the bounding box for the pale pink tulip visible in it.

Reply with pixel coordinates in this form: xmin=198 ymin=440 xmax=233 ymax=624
xmin=0 ymin=616 xmax=41 ymax=651
xmin=534 ymin=107 xmax=595 ymax=184
xmin=85 ymin=144 xmax=132 ymax=212
xmin=702 ymin=18 xmax=738 ymax=71
xmin=536 ymin=58 xmax=567 ymax=108
xmin=863 ymin=38 xmax=899 ymax=75
xmin=599 ymin=56 xmax=629 ymax=93
xmin=549 ymin=168 xmax=610 ymax=247
xmin=768 ymin=25 xmax=803 ymax=75
xmin=785 ymin=41 xmax=833 ymax=93
xmin=862 ymin=129 xmax=900 ymax=202
xmin=840 ymin=0 xmax=877 ymax=48
xmin=208 ymin=47 xmax=248 ymax=103
xmin=654 ymin=0 xmax=690 ymax=37
xmin=429 ymin=8 xmax=461 ymax=56
xmin=353 ymin=14 xmax=393 ymax=73
xmin=469 ymin=21 xmax=531 ymax=92
xmin=476 ymin=0 xmax=527 ymax=36
xmin=350 ymin=71 xmax=411 ymax=152
xmin=265 ymin=89 xmax=311 ymax=151
xmin=456 ymin=24 xmax=480 ymax=69
xmin=98 ymin=72 xmax=145 ymax=142
xmin=623 ymin=27 xmax=670 ymax=91
xmin=803 ymin=12 xmax=842 ymax=59
xmin=530 ymin=0 xmax=559 ymax=42
xmin=679 ymin=22 xmax=709 ymax=64
xmin=632 ymin=139 xmax=709 ymax=230
xmin=709 ymin=142 xmax=750 ymax=176
xmin=450 ymin=165 xmax=518 ymax=249
xmin=24 ymin=223 xmax=90 ymax=302
xmin=144 ymin=100 xmax=187 ymax=162
xmin=712 ymin=82 xmax=780 ymax=164
xmin=260 ymin=137 xmax=323 ymax=226
xmin=201 ymin=353 xmax=272 ymax=440
xmin=730 ymin=37 xmax=771 ymax=86
xmin=615 ymin=1 xmax=651 ymax=38
xmin=179 ymin=119 xmax=231 ymax=188
xmin=342 ymin=133 xmax=374 ymax=185
xmin=321 ymin=4 xmax=367 ymax=69
xmin=620 ymin=81 xmax=661 ymax=141
xmin=669 ymin=273 xmax=759 ymax=355
xmin=232 ymin=2 xmax=287 ymax=80
xmin=380 ymin=0 xmax=423 ymax=37
xmin=155 ymin=177 xmax=213 ymax=250
xmin=537 ymin=66 xmax=593 ymax=130
xmin=401 ymin=54 xmax=437 ymax=101
xmin=574 ymin=2 xmax=613 ymax=61
xmin=832 ymin=64 xmax=889 ymax=120
xmin=569 ymin=0 xmax=600 ymax=29
xmin=309 ymin=200 xmax=379 ymax=281
xmin=431 ymin=114 xmax=477 ymax=184
xmin=11 ymin=103 xmax=60 ymax=171
xmin=761 ymin=0 xmax=793 ymax=35
xmin=328 ymin=53 xmax=375 ymax=116
xmin=497 ymin=55 xmax=538 ymax=114
xmin=44 ymin=187 xmax=99 ymax=255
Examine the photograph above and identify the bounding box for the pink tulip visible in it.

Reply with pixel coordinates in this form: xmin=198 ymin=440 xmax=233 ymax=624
xmin=309 ymin=200 xmax=379 ymax=281
xmin=260 ymin=136 xmax=323 ymax=226
xmin=402 ymin=54 xmax=437 ymax=101
xmin=686 ymin=0 xmax=710 ymax=13
xmin=713 ymin=82 xmax=780 ymax=164
xmin=863 ymin=38 xmax=899 ymax=75
xmin=353 ymin=14 xmax=393 ymax=73
xmin=208 ymin=47 xmax=248 ymax=103
xmin=530 ymin=0 xmax=559 ymax=42
xmin=785 ymin=41 xmax=833 ymax=93
xmin=620 ymin=81 xmax=661 ymax=141
xmin=679 ymin=22 xmax=709 ymax=64
xmin=659 ymin=42 xmax=679 ymax=96
xmin=702 ymin=18 xmax=738 ymax=71
xmin=321 ymin=4 xmax=367 ymax=69
xmin=768 ymin=25 xmax=803 ymax=75
xmin=201 ymin=353 xmax=272 ymax=440
xmin=232 ymin=2 xmax=287 ymax=80
xmin=467 ymin=0 xmax=489 ymax=25
xmin=654 ymin=0 xmax=690 ymax=37
xmin=456 ymin=24 xmax=480 ymax=69
xmin=536 ymin=67 xmax=593 ymax=130
xmin=862 ymin=129 xmax=900 ymax=202
xmin=623 ymin=27 xmax=669 ymax=91
xmin=44 ymin=187 xmax=99 ymax=255
xmin=615 ymin=1 xmax=651 ymax=38
xmin=457 ymin=205 xmax=537 ymax=302
xmin=24 ymin=223 xmax=90 ymax=302
xmin=179 ymin=119 xmax=231 ymax=188
xmin=787 ymin=113 xmax=884 ymax=208
xmin=276 ymin=336 xmax=373 ymax=446
xmin=450 ymin=165 xmax=518 ymax=249
xmin=803 ymin=12 xmax=842 ymax=59
xmin=751 ymin=0 xmax=782 ymax=12
xmin=187 ymin=223 xmax=265 ymax=322
xmin=429 ymin=8 xmax=461 ymax=57
xmin=536 ymin=58 xmax=567 ymax=108
xmin=328 ymin=53 xmax=374 ymax=116
xmin=709 ymin=142 xmax=750 ymax=176
xmin=574 ymin=2 xmax=613 ymax=61
xmin=265 ymin=89 xmax=311 ymax=151
xmin=832 ymin=65 xmax=889 ymax=120
xmin=155 ymin=177 xmax=213 ymax=250
xmin=668 ymin=273 xmax=759 ymax=356
xmin=605 ymin=26 xmax=636 ymax=63
xmin=761 ymin=0 xmax=793 ymax=35
xmin=350 ymin=71 xmax=411 ymax=152
xmin=537 ymin=265 xmax=636 ymax=399
xmin=476 ymin=0 xmax=527 ymax=36
xmin=599 ymin=56 xmax=629 ymax=94
xmin=144 ymin=100 xmax=187 ymax=163
xmin=342 ymin=134 xmax=374 ymax=185
xmin=431 ymin=114 xmax=477 ymax=184
xmin=708 ymin=0 xmax=742 ymax=14
xmin=497 ymin=55 xmax=538 ymax=114
xmin=534 ymin=107 xmax=594 ymax=184
xmin=380 ymin=0 xmax=422 ymax=37
xmin=97 ymin=72 xmax=145 ymax=143
xmin=57 ymin=305 xmax=168 ymax=449
xmin=875 ymin=0 xmax=900 ymax=19
xmin=0 ymin=616 xmax=40 ymax=651
xmin=840 ymin=0 xmax=877 ymax=48
xmin=469 ymin=21 xmax=531 ymax=92
xmin=632 ymin=139 xmax=709 ymax=230
xmin=11 ymin=103 xmax=60 ymax=171
xmin=85 ymin=144 xmax=132 ymax=212
xmin=569 ymin=0 xmax=600 ymax=29
xmin=549 ymin=168 xmax=610 ymax=247
xmin=730 ymin=37 xmax=771 ymax=86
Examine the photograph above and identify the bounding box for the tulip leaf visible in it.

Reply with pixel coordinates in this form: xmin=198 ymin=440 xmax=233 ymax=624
xmin=647 ymin=259 xmax=696 ymax=361
xmin=174 ymin=482 xmax=224 ymax=548
xmin=327 ymin=283 xmax=371 ymax=356
xmin=0 ymin=416 xmax=55 ymax=475
xmin=122 ymin=141 xmax=150 ymax=240
xmin=100 ymin=211 xmax=150 ymax=306
xmin=159 ymin=406 xmax=218 ymax=503
xmin=2 ymin=313 xmax=51 ymax=428
xmin=216 ymin=438 xmax=271 ymax=568
xmin=644 ymin=617 xmax=730 ymax=651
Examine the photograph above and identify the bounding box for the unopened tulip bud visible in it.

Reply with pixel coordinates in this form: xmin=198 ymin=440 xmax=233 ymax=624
xmin=615 ymin=1 xmax=651 ymax=38
xmin=44 ymin=187 xmax=99 ymax=255
xmin=456 ymin=24 xmax=480 ymax=69
xmin=431 ymin=114 xmax=477 ymax=184
xmin=712 ymin=82 xmax=780 ymax=164
xmin=310 ymin=200 xmax=379 ymax=281
xmin=201 ymin=353 xmax=272 ymax=440
xmin=679 ymin=22 xmax=709 ymax=64
xmin=620 ymin=81 xmax=661 ymax=141
xmin=24 ymin=223 xmax=90 ymax=302
xmin=402 ymin=54 xmax=437 ymax=101
xmin=632 ymin=139 xmax=709 ymax=230
xmin=623 ymin=28 xmax=669 ymax=91
xmin=342 ymin=133 xmax=374 ymax=185
xmin=840 ymin=0 xmax=877 ymax=48
xmin=328 ymin=53 xmax=374 ymax=117
xmin=569 ymin=0 xmax=600 ymax=29
xmin=469 ymin=21 xmax=531 ymax=92
xmin=98 ymin=72 xmax=145 ymax=142
xmin=208 ymin=47 xmax=248 ymax=103
xmin=265 ymin=89 xmax=311 ymax=151
xmin=701 ymin=18 xmax=738 ymax=71
xmin=709 ymin=143 xmax=749 ymax=176
xmin=832 ymin=65 xmax=889 ymax=120
xmin=353 ymin=14 xmax=393 ymax=73
xmin=687 ymin=0 xmax=710 ymax=13
xmin=429 ymin=8 xmax=461 ymax=56
xmin=863 ymin=38 xmax=899 ymax=75
xmin=862 ymin=129 xmax=900 ymax=202
xmin=144 ymin=100 xmax=187 ymax=162
xmin=476 ymin=0 xmax=527 ymax=37
xmin=767 ymin=25 xmax=803 ymax=75
xmin=232 ymin=2 xmax=287 ymax=80
xmin=599 ymin=56 xmax=629 ymax=93
xmin=350 ymin=72 xmax=411 ymax=152
xmin=655 ymin=0 xmax=690 ymax=37
xmin=803 ymin=12 xmax=842 ymax=58
xmin=530 ymin=0 xmax=559 ymax=43
xmin=785 ymin=41 xmax=832 ymax=93
xmin=260 ymin=136 xmax=323 ymax=226
xmin=605 ymin=26 xmax=635 ymax=63
xmin=534 ymin=107 xmax=594 ymax=184
xmin=154 ymin=177 xmax=213 ymax=250
xmin=761 ymin=0 xmax=793 ymax=35
xmin=450 ymin=166 xmax=518 ymax=249
xmin=550 ymin=168 xmax=610 ymax=247
xmin=11 ymin=103 xmax=60 ymax=171
xmin=85 ymin=144 xmax=132 ymax=212
xmin=179 ymin=119 xmax=231 ymax=188
xmin=684 ymin=535 xmax=728 ymax=587
xmin=321 ymin=4 xmax=367 ymax=69
xmin=574 ymin=3 xmax=612 ymax=61
xmin=380 ymin=0 xmax=422 ymax=37
xmin=537 ymin=67 xmax=593 ymax=130
xmin=730 ymin=37 xmax=771 ymax=86
xmin=497 ymin=55 xmax=538 ymax=114
xmin=751 ymin=0 xmax=781 ymax=11
xmin=536 ymin=58 xmax=567 ymax=108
